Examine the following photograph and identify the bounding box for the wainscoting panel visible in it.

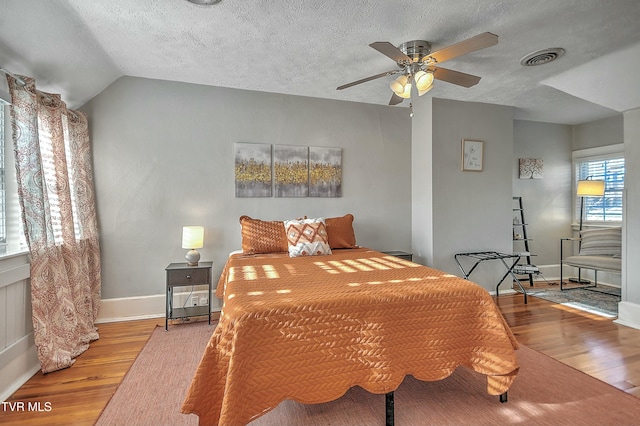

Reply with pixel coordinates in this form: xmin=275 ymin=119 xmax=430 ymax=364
xmin=0 ymin=263 xmax=31 ymax=352
xmin=0 ymin=255 xmax=38 ymax=401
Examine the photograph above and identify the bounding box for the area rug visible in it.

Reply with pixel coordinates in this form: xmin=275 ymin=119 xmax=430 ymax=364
xmin=96 ymin=321 xmax=640 ymax=426
xmin=527 ymin=283 xmax=621 ymax=317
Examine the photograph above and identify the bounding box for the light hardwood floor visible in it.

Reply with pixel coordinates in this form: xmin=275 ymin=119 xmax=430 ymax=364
xmin=2 ymin=292 xmax=640 ymax=425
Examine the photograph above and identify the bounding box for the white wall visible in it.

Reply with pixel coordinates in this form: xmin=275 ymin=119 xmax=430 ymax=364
xmin=81 ymin=77 xmax=412 ymax=308
xmin=618 ymin=107 xmax=640 ymax=328
xmin=513 ymin=120 xmax=573 ymax=271
xmin=411 ymin=98 xmax=433 ymax=265
xmin=412 ymin=97 xmax=514 ymax=291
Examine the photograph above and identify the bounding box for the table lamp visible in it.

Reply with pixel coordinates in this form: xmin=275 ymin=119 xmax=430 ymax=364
xmin=182 ymin=226 xmax=204 ymax=266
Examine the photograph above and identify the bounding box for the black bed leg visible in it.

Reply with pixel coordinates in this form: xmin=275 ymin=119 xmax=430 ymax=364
xmin=385 ymin=391 xmax=394 ymax=426
xmin=500 ymin=392 xmax=508 ymax=403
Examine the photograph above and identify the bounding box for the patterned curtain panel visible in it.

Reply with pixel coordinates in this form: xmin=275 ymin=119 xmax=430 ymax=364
xmin=6 ymin=75 xmax=101 ymax=373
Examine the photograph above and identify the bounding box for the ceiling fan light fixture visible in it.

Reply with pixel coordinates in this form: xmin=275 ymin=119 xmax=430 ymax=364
xmin=414 ymin=70 xmax=434 ymax=91
xmin=390 ymin=75 xmax=408 ymax=95
xmin=337 ymin=33 xmax=498 ymax=108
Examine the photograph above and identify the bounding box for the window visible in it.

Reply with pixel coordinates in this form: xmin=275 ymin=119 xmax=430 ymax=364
xmin=573 ymin=144 xmax=625 ymax=224
xmin=0 ymin=90 xmax=28 ymax=256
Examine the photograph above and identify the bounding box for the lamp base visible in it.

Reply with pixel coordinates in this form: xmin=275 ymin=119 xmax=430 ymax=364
xmin=185 ymin=249 xmax=200 ymax=266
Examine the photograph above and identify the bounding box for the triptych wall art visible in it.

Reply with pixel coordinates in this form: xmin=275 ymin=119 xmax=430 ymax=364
xmin=235 ymin=143 xmax=342 ymax=198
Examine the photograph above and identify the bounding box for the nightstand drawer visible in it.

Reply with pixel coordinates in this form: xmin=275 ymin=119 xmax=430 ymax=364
xmin=168 ymin=268 xmax=209 ymax=285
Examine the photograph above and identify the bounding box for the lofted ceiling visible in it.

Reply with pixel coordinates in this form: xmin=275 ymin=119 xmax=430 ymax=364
xmin=1 ymin=0 xmax=640 ymax=125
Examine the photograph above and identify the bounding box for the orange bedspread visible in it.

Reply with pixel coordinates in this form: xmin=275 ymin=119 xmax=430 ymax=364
xmin=181 ymin=248 xmax=519 ymax=425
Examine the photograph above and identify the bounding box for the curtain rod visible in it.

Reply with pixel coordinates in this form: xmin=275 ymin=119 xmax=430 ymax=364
xmin=0 ymin=68 xmax=67 ymax=107
xmin=0 ymin=67 xmax=27 ymax=86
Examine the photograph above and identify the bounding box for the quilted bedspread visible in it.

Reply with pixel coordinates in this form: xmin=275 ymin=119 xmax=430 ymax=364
xmin=181 ymin=248 xmax=519 ymax=425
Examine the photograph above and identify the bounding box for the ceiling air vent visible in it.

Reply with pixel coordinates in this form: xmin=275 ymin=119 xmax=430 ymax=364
xmin=520 ymin=48 xmax=565 ymax=66
xmin=187 ymin=0 xmax=222 ymax=5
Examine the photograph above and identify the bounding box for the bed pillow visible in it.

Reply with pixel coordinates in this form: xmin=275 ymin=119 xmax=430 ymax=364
xmin=239 ymin=215 xmax=289 ymax=254
xmin=325 ymin=214 xmax=357 ymax=249
xmin=579 ymin=227 xmax=622 ymax=257
xmin=284 ymin=217 xmax=332 ymax=257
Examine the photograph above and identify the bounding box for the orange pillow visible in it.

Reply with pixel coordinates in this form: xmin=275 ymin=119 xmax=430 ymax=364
xmin=325 ymin=214 xmax=357 ymax=249
xmin=239 ymin=215 xmax=289 ymax=254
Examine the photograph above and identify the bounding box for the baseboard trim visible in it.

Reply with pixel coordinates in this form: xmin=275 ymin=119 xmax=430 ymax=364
xmin=489 ymin=288 xmax=518 ymax=296
xmin=615 ymin=301 xmax=640 ymax=330
xmin=0 ymin=334 xmax=40 ymax=401
xmin=1 ymin=364 xmax=40 ymax=402
xmin=97 ymin=291 xmax=221 ymax=324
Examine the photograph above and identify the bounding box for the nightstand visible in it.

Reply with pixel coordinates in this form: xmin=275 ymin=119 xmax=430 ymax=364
xmin=165 ymin=261 xmax=213 ymax=330
xmin=382 ymin=251 xmax=413 ymax=261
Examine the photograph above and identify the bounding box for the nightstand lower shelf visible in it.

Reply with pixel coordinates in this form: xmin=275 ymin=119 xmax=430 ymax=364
xmin=168 ymin=305 xmax=210 ymax=320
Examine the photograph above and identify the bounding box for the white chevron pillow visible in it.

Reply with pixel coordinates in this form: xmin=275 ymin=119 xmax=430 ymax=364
xmin=284 ymin=217 xmax=332 ymax=257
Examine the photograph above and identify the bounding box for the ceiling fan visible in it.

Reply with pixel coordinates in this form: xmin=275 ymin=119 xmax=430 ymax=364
xmin=336 ymin=32 xmax=498 ymax=109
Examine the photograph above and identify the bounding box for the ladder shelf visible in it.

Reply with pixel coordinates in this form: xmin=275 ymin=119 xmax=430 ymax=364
xmin=513 ymin=197 xmax=539 ymax=286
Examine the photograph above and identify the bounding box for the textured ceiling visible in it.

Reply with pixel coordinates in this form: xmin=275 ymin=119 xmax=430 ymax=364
xmin=1 ymin=0 xmax=640 ymax=124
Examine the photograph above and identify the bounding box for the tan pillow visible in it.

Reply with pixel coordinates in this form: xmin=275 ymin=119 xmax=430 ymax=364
xmin=325 ymin=214 xmax=357 ymax=249
xmin=239 ymin=215 xmax=289 ymax=254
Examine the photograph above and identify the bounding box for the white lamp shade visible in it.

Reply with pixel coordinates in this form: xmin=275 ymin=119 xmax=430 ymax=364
xmin=390 ymin=75 xmax=408 ymax=95
xmin=182 ymin=226 xmax=204 ymax=249
xmin=414 ymin=70 xmax=434 ymax=91
xmin=418 ymin=83 xmax=433 ymax=96
xmin=398 ymin=82 xmax=412 ymax=98
xmin=577 ymin=180 xmax=605 ymax=197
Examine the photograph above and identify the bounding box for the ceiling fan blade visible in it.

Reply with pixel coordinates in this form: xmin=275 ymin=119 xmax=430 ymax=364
xmin=431 ymin=66 xmax=481 ymax=88
xmin=389 ymin=93 xmax=404 ymax=106
xmin=336 ymin=69 xmax=399 ymax=90
xmin=370 ymin=42 xmax=412 ymax=63
xmin=428 ymin=32 xmax=498 ymax=64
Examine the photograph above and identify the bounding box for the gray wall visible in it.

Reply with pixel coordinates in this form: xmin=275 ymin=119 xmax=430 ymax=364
xmin=513 ymin=120 xmax=573 ymax=267
xmin=573 ymin=115 xmax=624 ymax=150
xmin=412 ymin=97 xmax=514 ymax=290
xmin=81 ymin=76 xmax=412 ymax=300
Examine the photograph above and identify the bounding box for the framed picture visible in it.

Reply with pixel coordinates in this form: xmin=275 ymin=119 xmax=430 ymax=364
xmin=461 ymin=139 xmax=484 ymax=171
xmin=274 ymin=144 xmax=309 ymax=197
xmin=309 ymin=147 xmax=342 ymax=197
xmin=519 ymin=158 xmax=543 ymax=179
xmin=234 ymin=142 xmax=272 ymax=197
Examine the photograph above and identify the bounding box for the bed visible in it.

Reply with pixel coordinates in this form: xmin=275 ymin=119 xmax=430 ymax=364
xmin=181 ymin=215 xmax=519 ymax=425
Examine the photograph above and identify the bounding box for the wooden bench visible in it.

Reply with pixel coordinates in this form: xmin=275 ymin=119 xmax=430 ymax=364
xmin=560 ymin=227 xmax=622 ymax=291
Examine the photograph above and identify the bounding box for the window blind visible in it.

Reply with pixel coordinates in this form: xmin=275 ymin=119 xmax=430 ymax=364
xmin=575 ymin=156 xmax=625 ymax=223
